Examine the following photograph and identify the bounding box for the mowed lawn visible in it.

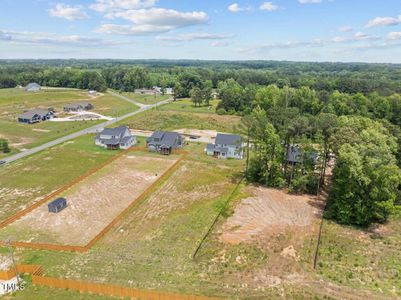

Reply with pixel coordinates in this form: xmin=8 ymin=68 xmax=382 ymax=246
xmin=121 ymin=92 xmax=171 ymax=105
xmin=160 ymin=98 xmax=220 ymax=113
xmin=0 ymin=89 xmax=137 ymax=155
xmin=0 ymin=134 xmax=121 ymax=222
xmin=118 ymin=109 xmax=241 ymax=133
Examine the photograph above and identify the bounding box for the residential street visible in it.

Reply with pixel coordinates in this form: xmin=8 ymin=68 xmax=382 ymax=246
xmin=1 ymin=92 xmax=171 ymax=165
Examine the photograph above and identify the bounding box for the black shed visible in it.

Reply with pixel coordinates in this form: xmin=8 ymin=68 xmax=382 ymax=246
xmin=48 ymin=197 xmax=67 ymax=213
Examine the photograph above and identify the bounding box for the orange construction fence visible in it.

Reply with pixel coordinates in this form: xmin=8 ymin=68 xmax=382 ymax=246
xmin=1 ymin=264 xmax=221 ymax=300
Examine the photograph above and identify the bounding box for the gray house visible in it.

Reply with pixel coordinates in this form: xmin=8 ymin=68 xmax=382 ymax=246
xmin=205 ymin=133 xmax=243 ymax=159
xmin=95 ymin=126 xmax=136 ymax=150
xmin=287 ymin=144 xmax=318 ymax=164
xmin=64 ymin=102 xmax=94 ymax=112
xmin=25 ymin=83 xmax=41 ymax=92
xmin=18 ymin=108 xmax=54 ymax=124
xmin=147 ymin=131 xmax=184 ymax=155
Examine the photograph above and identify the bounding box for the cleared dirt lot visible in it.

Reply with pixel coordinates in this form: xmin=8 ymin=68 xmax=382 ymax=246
xmin=221 ymin=186 xmax=324 ymax=244
xmin=3 ymin=153 xmax=178 ymax=246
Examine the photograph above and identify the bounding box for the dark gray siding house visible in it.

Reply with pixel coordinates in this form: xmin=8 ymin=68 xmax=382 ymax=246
xmin=48 ymin=198 xmax=67 ymax=213
xmin=95 ymin=126 xmax=136 ymax=150
xmin=287 ymin=144 xmax=318 ymax=164
xmin=147 ymin=131 xmax=184 ymax=155
xmin=64 ymin=102 xmax=94 ymax=112
xmin=18 ymin=109 xmax=54 ymax=124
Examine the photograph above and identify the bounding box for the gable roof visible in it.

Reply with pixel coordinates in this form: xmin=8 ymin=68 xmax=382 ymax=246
xmin=19 ymin=109 xmax=49 ymax=119
xmin=148 ymin=131 xmax=182 ymax=148
xmin=48 ymin=197 xmax=66 ymax=208
xmin=215 ymin=134 xmax=242 ymax=146
xmin=100 ymin=126 xmax=128 ymax=137
xmin=26 ymin=83 xmax=41 ymax=89
xmin=64 ymin=102 xmax=92 ymax=109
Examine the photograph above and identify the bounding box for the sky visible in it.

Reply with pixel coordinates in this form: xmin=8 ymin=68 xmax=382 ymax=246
xmin=0 ymin=0 xmax=401 ymax=62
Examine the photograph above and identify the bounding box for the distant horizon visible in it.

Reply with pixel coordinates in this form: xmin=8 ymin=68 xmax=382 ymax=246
xmin=1 ymin=58 xmax=401 ymax=66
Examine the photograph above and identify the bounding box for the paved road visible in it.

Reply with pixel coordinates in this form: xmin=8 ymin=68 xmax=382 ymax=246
xmin=1 ymin=91 xmax=172 ymax=165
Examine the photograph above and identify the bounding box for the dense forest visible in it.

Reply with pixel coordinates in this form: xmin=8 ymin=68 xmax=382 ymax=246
xmin=2 ymin=59 xmax=401 ymax=227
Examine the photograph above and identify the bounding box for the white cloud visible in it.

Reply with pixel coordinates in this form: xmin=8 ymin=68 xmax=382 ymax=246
xmin=387 ymin=32 xmax=401 ymax=40
xmin=90 ymin=0 xmax=156 ymax=14
xmin=49 ymin=3 xmax=89 ymax=21
xmin=228 ymin=3 xmax=246 ymax=13
xmin=260 ymin=2 xmax=279 ymax=11
xmin=367 ymin=15 xmax=401 ymax=27
xmin=332 ymin=32 xmax=380 ymax=43
xmin=338 ymin=26 xmax=352 ymax=33
xmin=156 ymin=32 xmax=234 ymax=42
xmin=298 ymin=0 xmax=322 ymax=4
xmin=97 ymin=8 xmax=208 ymax=35
xmin=211 ymin=41 xmax=229 ymax=47
xmin=0 ymin=29 xmax=119 ymax=47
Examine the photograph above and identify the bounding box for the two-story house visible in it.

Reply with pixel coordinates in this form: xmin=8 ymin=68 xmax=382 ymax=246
xmin=146 ymin=131 xmax=184 ymax=155
xmin=95 ymin=126 xmax=136 ymax=150
xmin=206 ymin=133 xmax=243 ymax=159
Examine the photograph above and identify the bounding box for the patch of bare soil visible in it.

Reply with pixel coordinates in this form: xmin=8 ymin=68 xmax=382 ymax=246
xmin=9 ymin=137 xmax=34 ymax=149
xmin=221 ymin=186 xmax=324 ymax=244
xmin=31 ymin=129 xmax=50 ymax=133
xmin=0 ymin=187 xmax=43 ymax=220
xmin=0 ymin=255 xmax=12 ymax=271
xmin=7 ymin=154 xmax=177 ymax=246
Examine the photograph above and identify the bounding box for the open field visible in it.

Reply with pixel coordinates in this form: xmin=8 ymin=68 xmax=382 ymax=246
xmin=160 ymin=99 xmax=220 ymax=113
xmin=119 ymin=110 xmax=241 ymax=134
xmin=316 ymin=218 xmax=401 ymax=297
xmin=0 ymin=153 xmax=179 ymax=246
xmin=121 ymin=92 xmax=170 ymax=105
xmin=0 ymin=89 xmax=137 ymax=154
xmin=0 ymin=139 xmax=399 ymax=299
xmin=0 ymin=134 xmax=120 ymax=223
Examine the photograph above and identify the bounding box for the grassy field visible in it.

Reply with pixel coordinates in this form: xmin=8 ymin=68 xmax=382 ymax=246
xmin=160 ymin=99 xmax=220 ymax=113
xmin=119 ymin=109 xmax=241 ymax=133
xmin=0 ymin=137 xmax=398 ymax=299
xmin=121 ymin=92 xmax=170 ymax=105
xmin=0 ymin=134 xmax=121 ymax=222
xmin=0 ymin=89 xmax=137 ymax=155
xmin=316 ymin=218 xmax=401 ymax=297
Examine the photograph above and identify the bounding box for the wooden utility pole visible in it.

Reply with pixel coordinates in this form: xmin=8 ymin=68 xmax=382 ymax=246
xmin=4 ymin=238 xmax=20 ymax=286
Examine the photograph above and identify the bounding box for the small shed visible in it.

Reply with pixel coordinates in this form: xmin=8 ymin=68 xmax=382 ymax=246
xmin=48 ymin=197 xmax=67 ymax=213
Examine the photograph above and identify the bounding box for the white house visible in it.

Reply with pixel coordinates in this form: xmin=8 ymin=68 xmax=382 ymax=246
xmin=205 ymin=133 xmax=243 ymax=159
xmin=95 ymin=126 xmax=136 ymax=150
xmin=25 ymin=83 xmax=41 ymax=92
xmin=164 ymin=87 xmax=174 ymax=95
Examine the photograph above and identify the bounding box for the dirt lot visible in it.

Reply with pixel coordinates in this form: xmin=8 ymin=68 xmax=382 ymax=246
xmin=221 ymin=186 xmax=324 ymax=245
xmin=3 ymin=153 xmax=178 ymax=246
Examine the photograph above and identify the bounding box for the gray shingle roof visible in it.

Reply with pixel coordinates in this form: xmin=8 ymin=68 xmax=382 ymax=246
xmin=18 ymin=109 xmax=49 ymax=119
xmin=64 ymin=102 xmax=92 ymax=109
xmin=206 ymin=143 xmax=215 ymax=151
xmin=215 ymin=134 xmax=242 ymax=146
xmin=100 ymin=126 xmax=127 ymax=137
xmin=26 ymin=83 xmax=40 ymax=90
xmin=148 ymin=131 xmax=182 ymax=148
